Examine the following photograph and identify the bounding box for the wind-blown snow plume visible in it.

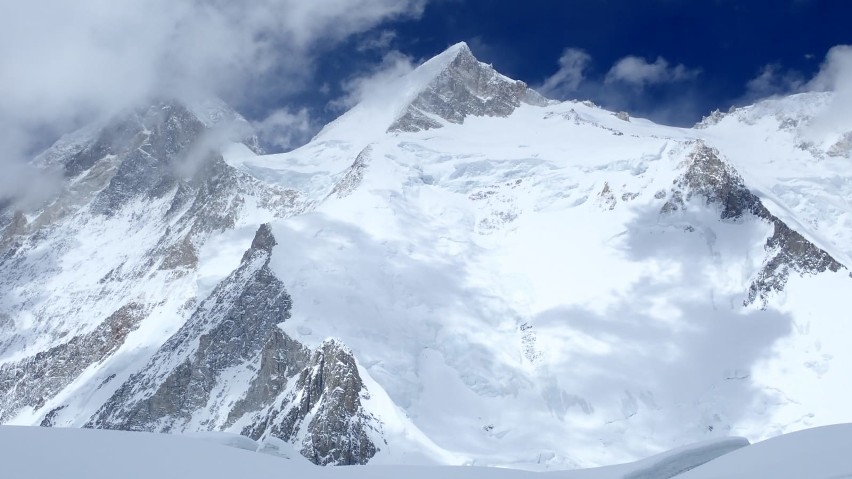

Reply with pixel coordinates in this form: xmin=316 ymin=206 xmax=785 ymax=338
xmin=805 ymin=45 xmax=852 ymax=137
xmin=538 ymin=48 xmax=592 ymax=98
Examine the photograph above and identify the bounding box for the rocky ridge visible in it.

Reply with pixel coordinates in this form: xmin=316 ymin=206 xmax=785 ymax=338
xmin=662 ymin=142 xmax=844 ymax=307
xmin=87 ymin=224 xmax=380 ymax=465
xmin=0 ymin=100 xmax=302 ymax=425
xmin=388 ymin=42 xmax=549 ymax=133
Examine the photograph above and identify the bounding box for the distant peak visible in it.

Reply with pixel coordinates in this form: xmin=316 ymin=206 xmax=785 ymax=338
xmin=385 ymin=42 xmax=548 ymax=133
xmin=313 ymin=41 xmax=548 ymax=143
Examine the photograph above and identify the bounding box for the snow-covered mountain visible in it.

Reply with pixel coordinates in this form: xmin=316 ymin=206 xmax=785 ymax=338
xmin=2 ymin=41 xmax=852 ymax=469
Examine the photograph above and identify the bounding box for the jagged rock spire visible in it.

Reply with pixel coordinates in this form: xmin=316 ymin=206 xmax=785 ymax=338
xmin=242 ymin=223 xmax=277 ymax=263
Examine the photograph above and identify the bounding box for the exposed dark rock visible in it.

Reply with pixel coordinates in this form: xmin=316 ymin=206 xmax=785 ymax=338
xmin=87 ymin=225 xmax=292 ymax=432
xmin=294 ymin=340 xmax=379 ymax=466
xmin=746 ymin=220 xmax=843 ymax=306
xmin=224 ymin=329 xmax=310 ymax=428
xmin=598 ymin=182 xmax=617 ymax=210
xmin=164 ymin=154 xmax=302 ymax=240
xmin=329 ymin=146 xmax=370 ymax=199
xmin=0 ymin=302 xmax=148 ymax=422
xmin=158 ymin=234 xmax=199 ymax=270
xmin=244 ymin=339 xmax=381 ymax=466
xmin=0 ymin=211 xmax=27 ymax=251
xmin=86 ymin=225 xmax=381 ymax=465
xmin=662 ymin=142 xmax=844 ymax=307
xmin=90 ymin=103 xmax=205 ymax=215
xmin=0 ymin=98 xmax=304 ymax=434
xmin=388 ymin=43 xmax=548 ymax=133
xmin=242 ymin=223 xmax=277 ymax=261
xmin=39 ymin=405 xmax=68 ymax=427
xmin=64 ymin=116 xmax=143 ymax=178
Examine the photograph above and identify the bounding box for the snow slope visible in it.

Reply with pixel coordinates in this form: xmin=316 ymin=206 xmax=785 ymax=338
xmin=2 ymin=425 xmax=850 ymax=478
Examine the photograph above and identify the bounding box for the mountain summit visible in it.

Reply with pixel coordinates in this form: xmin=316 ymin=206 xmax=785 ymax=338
xmin=386 ymin=42 xmax=549 ymax=132
xmin=315 ymin=42 xmax=549 ymax=142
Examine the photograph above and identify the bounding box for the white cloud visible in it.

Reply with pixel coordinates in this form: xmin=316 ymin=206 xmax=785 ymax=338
xmin=538 ymin=48 xmax=592 ymax=98
xmin=805 ymin=45 xmax=852 ymax=136
xmin=807 ymin=45 xmax=852 ymax=92
xmin=605 ymin=56 xmax=699 ymax=88
xmin=333 ymin=50 xmax=417 ymax=110
xmin=744 ymin=64 xmax=805 ymax=100
xmin=0 ymin=0 xmax=426 ymax=202
xmin=252 ymin=108 xmax=315 ymax=151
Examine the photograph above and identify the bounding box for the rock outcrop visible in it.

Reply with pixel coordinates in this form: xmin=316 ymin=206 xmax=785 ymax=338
xmin=388 ymin=43 xmax=549 ymax=133
xmin=0 ymin=98 xmax=303 ymax=426
xmin=86 ymin=225 xmax=381 ymax=465
xmin=662 ymin=142 xmax=844 ymax=307
xmin=329 ymin=146 xmax=370 ymax=199
xmin=241 ymin=339 xmax=381 ymax=465
xmin=87 ymin=224 xmax=292 ymax=431
xmin=0 ymin=302 xmax=148 ymax=422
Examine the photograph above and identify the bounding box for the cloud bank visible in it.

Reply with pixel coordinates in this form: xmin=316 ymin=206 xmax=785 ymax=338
xmin=0 ymin=0 xmax=425 ymax=203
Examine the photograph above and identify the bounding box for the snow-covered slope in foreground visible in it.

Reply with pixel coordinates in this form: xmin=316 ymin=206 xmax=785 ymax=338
xmin=2 ymin=424 xmax=850 ymax=479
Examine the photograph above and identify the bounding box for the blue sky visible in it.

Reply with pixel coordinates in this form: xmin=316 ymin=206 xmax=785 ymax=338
xmin=248 ymin=0 xmax=850 ymax=139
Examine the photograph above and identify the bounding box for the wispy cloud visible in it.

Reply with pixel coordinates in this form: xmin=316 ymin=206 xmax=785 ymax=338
xmin=0 ymin=0 xmax=426 ymax=204
xmin=538 ymin=48 xmax=592 ymax=98
xmin=732 ymin=44 xmax=852 ymax=139
xmin=253 ymin=108 xmax=316 ymax=151
xmin=537 ymin=48 xmax=702 ymax=125
xmin=744 ymin=64 xmax=806 ymax=100
xmin=357 ymin=30 xmax=399 ymax=52
xmin=605 ymin=56 xmax=700 ymax=88
xmin=331 ymin=50 xmax=417 ymax=111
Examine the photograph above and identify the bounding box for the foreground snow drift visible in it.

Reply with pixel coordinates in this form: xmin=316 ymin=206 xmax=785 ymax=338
xmin=4 ymin=424 xmax=850 ymax=478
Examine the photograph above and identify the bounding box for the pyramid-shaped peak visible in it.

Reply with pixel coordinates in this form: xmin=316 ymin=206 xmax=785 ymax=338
xmin=313 ymin=42 xmax=550 ymax=143
xmin=434 ymin=41 xmax=473 ymax=62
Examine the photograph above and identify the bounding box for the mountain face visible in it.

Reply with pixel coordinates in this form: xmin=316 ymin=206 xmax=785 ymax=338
xmin=661 ymin=142 xmax=843 ymax=307
xmin=2 ymin=42 xmax=852 ymax=469
xmin=387 ymin=42 xmax=549 ymax=133
xmin=86 ymin=224 xmax=380 ymax=465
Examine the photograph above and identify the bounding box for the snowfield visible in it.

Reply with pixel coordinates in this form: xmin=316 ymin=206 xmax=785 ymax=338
xmin=2 ymin=425 xmax=850 ymax=478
